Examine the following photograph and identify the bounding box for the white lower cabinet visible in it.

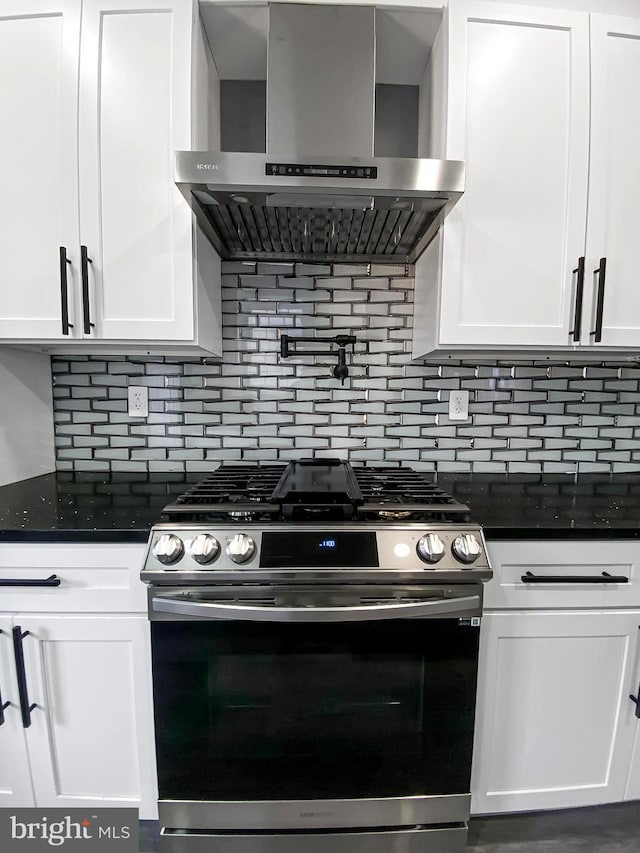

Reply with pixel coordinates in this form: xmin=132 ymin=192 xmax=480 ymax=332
xmin=0 ymin=545 xmax=157 ymax=818
xmin=471 ymin=610 xmax=640 ymax=814
xmin=625 ymin=707 xmax=640 ymax=801
xmin=0 ymin=616 xmax=34 ymax=806
xmin=472 ymin=539 xmax=640 ymax=815
xmin=19 ymin=615 xmax=157 ymax=813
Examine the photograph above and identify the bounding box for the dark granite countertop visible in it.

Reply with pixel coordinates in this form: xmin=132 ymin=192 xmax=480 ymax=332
xmin=436 ymin=474 xmax=640 ymax=540
xmin=0 ymin=472 xmax=199 ymax=543
xmin=0 ymin=471 xmax=639 ymax=543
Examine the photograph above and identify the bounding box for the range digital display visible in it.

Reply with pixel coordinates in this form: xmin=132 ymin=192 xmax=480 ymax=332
xmin=260 ymin=532 xmax=378 ymax=568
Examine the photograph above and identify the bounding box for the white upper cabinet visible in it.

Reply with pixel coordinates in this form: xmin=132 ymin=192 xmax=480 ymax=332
xmin=0 ymin=0 xmax=221 ymax=353
xmin=441 ymin=1 xmax=589 ymax=350
xmin=78 ymin=0 xmax=205 ymax=344
xmin=0 ymin=1 xmax=81 ymax=340
xmin=414 ymin=1 xmax=640 ymax=358
xmin=585 ymin=15 xmax=640 ymax=348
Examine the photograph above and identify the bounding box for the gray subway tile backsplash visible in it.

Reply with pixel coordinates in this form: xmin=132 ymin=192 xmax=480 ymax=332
xmin=50 ymin=262 xmax=640 ymax=473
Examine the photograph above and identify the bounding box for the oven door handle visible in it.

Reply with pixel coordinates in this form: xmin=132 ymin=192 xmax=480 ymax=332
xmin=151 ymin=594 xmax=481 ymax=622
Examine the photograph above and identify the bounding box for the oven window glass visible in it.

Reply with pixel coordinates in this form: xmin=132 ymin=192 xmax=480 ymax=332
xmin=151 ymin=619 xmax=480 ymax=801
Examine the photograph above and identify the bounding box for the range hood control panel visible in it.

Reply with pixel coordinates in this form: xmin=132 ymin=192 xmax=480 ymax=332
xmin=266 ymin=162 xmax=378 ymax=179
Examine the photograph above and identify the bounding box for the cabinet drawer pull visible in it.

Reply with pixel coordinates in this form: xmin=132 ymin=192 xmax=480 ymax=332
xmin=0 ymin=630 xmax=9 ymax=726
xmin=12 ymin=626 xmax=36 ymax=729
xmin=521 ymin=571 xmax=629 ymax=584
xmin=569 ymin=256 xmax=585 ymax=342
xmin=81 ymin=245 xmax=95 ymax=335
xmin=589 ymin=257 xmax=607 ymax=343
xmin=0 ymin=574 xmax=61 ymax=587
xmin=59 ymin=247 xmax=74 ymax=335
xmin=630 ymin=688 xmax=640 ymax=719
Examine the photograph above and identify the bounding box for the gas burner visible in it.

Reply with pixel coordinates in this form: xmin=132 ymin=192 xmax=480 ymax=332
xmin=227 ymin=511 xmax=258 ymax=521
xmin=377 ymin=509 xmax=414 ymax=520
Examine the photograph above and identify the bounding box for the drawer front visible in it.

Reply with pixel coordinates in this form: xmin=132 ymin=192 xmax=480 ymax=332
xmin=0 ymin=544 xmax=147 ymax=612
xmin=158 ymin=826 xmax=468 ymax=853
xmin=485 ymin=540 xmax=640 ymax=609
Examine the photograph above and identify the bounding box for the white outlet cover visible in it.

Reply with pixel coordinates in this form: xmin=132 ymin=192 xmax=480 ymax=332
xmin=127 ymin=385 xmax=149 ymax=417
xmin=449 ymin=389 xmax=469 ymax=421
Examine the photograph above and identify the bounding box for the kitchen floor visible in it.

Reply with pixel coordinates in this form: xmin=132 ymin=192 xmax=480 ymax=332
xmin=139 ymin=802 xmax=640 ymax=851
xmin=467 ymin=802 xmax=640 ymax=852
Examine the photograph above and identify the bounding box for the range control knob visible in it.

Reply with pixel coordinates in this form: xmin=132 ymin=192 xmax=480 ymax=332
xmin=416 ymin=533 xmax=446 ymax=564
xmin=188 ymin=534 xmax=220 ymax=565
xmin=152 ymin=533 xmax=184 ymax=565
xmin=452 ymin=533 xmax=482 ymax=565
xmin=226 ymin=533 xmax=256 ymax=564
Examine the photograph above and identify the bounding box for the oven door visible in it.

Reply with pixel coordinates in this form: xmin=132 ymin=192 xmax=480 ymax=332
xmin=149 ymin=584 xmax=481 ymax=832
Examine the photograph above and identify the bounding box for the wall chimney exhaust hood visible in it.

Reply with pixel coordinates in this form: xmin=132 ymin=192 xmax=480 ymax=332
xmin=177 ymin=3 xmax=464 ymax=265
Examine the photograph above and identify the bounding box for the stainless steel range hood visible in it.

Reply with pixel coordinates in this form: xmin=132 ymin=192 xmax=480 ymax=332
xmin=177 ymin=3 xmax=464 ymax=265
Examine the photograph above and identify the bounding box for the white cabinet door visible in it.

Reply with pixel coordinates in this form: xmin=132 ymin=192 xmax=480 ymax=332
xmin=17 ymin=614 xmax=158 ymax=818
xmin=0 ymin=0 xmax=81 ymax=339
xmin=427 ymin=1 xmax=590 ymax=350
xmin=0 ymin=618 xmax=34 ymax=806
xmin=623 ymin=622 xmax=640 ymax=802
xmin=585 ymin=16 xmax=640 ymax=348
xmin=77 ymin=0 xmax=196 ymax=341
xmin=625 ymin=678 xmax=640 ymax=801
xmin=471 ymin=610 xmax=640 ymax=815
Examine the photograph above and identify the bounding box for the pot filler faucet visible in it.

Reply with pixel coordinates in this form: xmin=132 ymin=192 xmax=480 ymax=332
xmin=279 ymin=333 xmax=357 ymax=383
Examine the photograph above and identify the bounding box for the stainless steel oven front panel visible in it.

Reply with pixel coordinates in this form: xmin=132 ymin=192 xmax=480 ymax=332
xmin=160 ymin=824 xmax=468 ymax=853
xmin=159 ymin=794 xmax=471 ymax=831
xmin=142 ymin=523 xmax=492 ymax=586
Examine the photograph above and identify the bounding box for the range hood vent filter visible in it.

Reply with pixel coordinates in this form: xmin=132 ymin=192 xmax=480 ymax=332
xmin=203 ymin=202 xmax=436 ymax=263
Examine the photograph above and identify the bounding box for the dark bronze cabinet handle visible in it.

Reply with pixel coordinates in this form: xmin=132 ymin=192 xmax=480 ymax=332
xmin=521 ymin=571 xmax=629 ymax=584
xmin=0 ymin=630 xmax=9 ymax=726
xmin=0 ymin=692 xmax=8 ymax=725
xmin=0 ymin=574 xmax=61 ymax=587
xmin=590 ymin=257 xmax=607 ymax=343
xmin=631 ymin=627 xmax=640 ymax=719
xmin=12 ymin=626 xmax=36 ymax=728
xmin=81 ymin=245 xmax=95 ymax=335
xmin=631 ymin=687 xmax=640 ymax=719
xmin=569 ymin=256 xmax=585 ymax=342
xmin=59 ymin=247 xmax=74 ymax=335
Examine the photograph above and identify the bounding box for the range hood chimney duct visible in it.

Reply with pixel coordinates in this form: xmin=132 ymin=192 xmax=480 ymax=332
xmin=267 ymin=4 xmax=376 ymax=158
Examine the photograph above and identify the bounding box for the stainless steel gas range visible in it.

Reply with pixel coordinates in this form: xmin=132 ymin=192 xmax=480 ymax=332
xmin=141 ymin=459 xmax=493 ymax=853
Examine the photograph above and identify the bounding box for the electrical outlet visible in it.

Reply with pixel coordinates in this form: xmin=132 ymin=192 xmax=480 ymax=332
xmin=449 ymin=389 xmax=469 ymax=421
xmin=127 ymin=385 xmax=148 ymax=418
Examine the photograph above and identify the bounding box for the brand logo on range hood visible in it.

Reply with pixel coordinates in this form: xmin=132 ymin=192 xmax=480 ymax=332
xmin=196 ymin=163 xmax=219 ymax=170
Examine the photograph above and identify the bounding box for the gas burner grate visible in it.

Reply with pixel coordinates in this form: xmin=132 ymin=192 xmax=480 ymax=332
xmin=354 ymin=467 xmax=471 ymax=520
xmin=162 ymin=465 xmax=285 ymax=519
xmin=160 ymin=462 xmax=471 ymax=524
